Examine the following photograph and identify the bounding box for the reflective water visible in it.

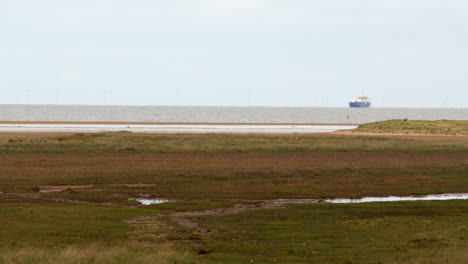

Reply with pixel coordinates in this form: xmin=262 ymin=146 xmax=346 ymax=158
xmin=326 ymin=193 xmax=468 ymax=204
xmin=38 ymin=189 xmax=61 ymax=193
xmin=1 ymin=105 xmax=467 ymax=124
xmin=0 ymin=123 xmax=357 ymax=134
xmin=130 ymin=198 xmax=172 ymax=205
xmin=131 ymin=193 xmax=468 ymax=206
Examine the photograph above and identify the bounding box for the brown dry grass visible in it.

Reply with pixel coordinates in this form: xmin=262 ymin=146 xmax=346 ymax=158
xmin=0 ymin=243 xmax=194 ymax=264
xmin=1 ymin=151 xmax=466 ymax=200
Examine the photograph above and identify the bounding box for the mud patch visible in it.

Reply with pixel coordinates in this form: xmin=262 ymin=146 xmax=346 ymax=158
xmin=111 ymin=184 xmax=157 ymax=187
xmin=38 ymin=185 xmax=94 ymax=193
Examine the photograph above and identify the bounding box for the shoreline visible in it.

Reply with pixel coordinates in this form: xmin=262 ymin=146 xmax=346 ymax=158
xmin=0 ymin=121 xmax=357 ymax=126
xmin=0 ymin=122 xmax=358 ymax=134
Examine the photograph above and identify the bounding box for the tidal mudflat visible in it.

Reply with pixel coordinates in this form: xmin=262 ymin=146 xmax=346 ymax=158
xmin=1 ymin=120 xmax=467 ymax=263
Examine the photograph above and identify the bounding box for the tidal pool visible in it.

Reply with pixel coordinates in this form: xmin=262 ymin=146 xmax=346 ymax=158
xmin=130 ymin=198 xmax=172 ymax=205
xmin=130 ymin=193 xmax=468 ymax=207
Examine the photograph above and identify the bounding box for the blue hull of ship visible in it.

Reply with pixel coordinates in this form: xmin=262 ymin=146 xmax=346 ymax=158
xmin=349 ymin=102 xmax=371 ymax=108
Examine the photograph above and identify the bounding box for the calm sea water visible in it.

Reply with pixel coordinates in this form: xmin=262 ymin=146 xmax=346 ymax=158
xmin=0 ymin=105 xmax=467 ymax=124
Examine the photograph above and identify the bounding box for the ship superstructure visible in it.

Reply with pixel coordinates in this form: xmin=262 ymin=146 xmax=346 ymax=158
xmin=349 ymin=96 xmax=371 ymax=108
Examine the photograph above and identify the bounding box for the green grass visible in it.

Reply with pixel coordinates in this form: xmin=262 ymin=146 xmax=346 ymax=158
xmin=0 ymin=203 xmax=158 ymax=248
xmin=354 ymin=120 xmax=468 ymax=135
xmin=196 ymin=201 xmax=468 ymax=264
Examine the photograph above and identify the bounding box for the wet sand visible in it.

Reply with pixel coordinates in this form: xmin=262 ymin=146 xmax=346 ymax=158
xmin=0 ymin=122 xmax=358 ymax=134
xmin=0 ymin=121 xmax=357 ymax=126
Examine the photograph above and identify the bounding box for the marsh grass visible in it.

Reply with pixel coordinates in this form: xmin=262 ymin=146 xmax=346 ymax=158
xmin=1 ymin=123 xmax=468 ymax=263
xmin=1 ymin=131 xmax=467 ymax=200
xmin=1 ymin=131 xmax=468 ymax=154
xmin=0 ymin=203 xmax=159 ymax=247
xmin=23 ymin=163 xmax=468 ymax=202
xmin=1 ymin=152 xmax=467 ymax=202
xmin=196 ymin=201 xmax=468 ymax=264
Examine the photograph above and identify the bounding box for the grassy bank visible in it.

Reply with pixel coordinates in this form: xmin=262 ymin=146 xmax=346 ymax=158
xmin=351 ymin=119 xmax=468 ymax=135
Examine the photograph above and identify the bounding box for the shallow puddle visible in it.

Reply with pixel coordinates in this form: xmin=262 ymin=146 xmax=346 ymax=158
xmin=130 ymin=198 xmax=172 ymax=205
xmin=39 ymin=189 xmax=62 ymax=193
xmin=326 ymin=193 xmax=468 ymax=203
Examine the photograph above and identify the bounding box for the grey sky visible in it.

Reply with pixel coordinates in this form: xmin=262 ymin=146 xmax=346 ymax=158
xmin=1 ymin=0 xmax=467 ymax=107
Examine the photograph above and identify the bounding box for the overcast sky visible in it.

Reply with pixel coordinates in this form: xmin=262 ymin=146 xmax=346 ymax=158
xmin=1 ymin=0 xmax=467 ymax=108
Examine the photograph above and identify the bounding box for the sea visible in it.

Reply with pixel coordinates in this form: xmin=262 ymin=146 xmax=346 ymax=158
xmin=0 ymin=105 xmax=467 ymax=124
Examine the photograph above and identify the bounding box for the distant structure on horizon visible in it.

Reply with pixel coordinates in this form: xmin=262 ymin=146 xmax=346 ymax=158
xmin=349 ymin=96 xmax=371 ymax=108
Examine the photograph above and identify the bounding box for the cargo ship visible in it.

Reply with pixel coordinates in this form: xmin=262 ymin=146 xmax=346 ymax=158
xmin=349 ymin=96 xmax=371 ymax=108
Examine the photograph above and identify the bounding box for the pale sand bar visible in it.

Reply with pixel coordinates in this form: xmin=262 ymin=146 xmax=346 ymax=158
xmin=0 ymin=123 xmax=357 ymax=134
